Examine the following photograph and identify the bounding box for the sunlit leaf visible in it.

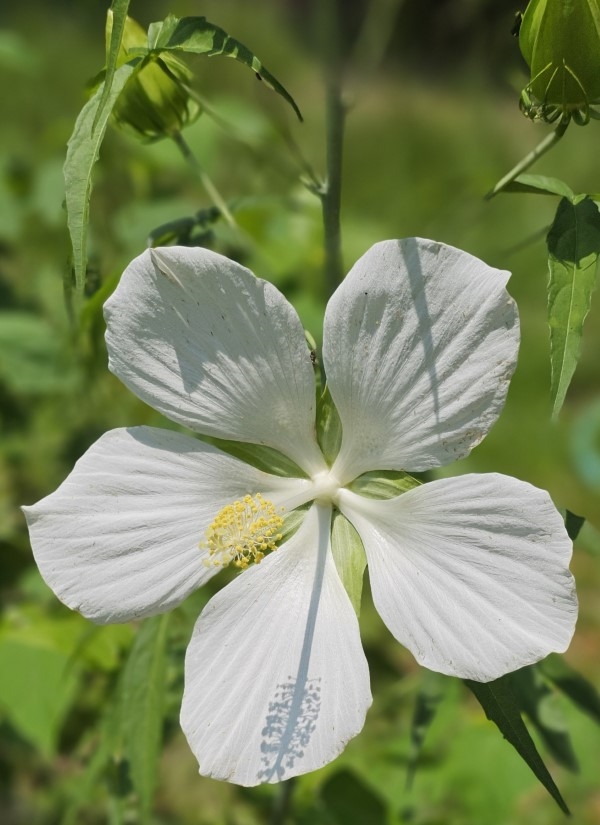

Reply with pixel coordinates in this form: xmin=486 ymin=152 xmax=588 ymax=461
xmin=316 ymin=384 xmax=342 ymax=465
xmin=64 ymin=60 xmax=138 ymax=302
xmin=465 ymin=675 xmax=570 ymax=814
xmin=92 ymin=0 xmax=131 ymax=132
xmin=147 ymin=14 xmax=302 ymax=121
xmin=348 ymin=469 xmax=422 ymax=499
xmin=547 ymin=195 xmax=600 ymax=418
xmin=503 ymin=174 xmax=575 ymax=199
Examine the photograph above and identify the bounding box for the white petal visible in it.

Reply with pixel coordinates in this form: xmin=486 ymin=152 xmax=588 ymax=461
xmin=180 ymin=503 xmax=372 ymax=785
xmin=323 ymin=239 xmax=518 ymax=481
xmin=104 ymin=247 xmax=326 ymax=476
xmin=338 ymin=474 xmax=577 ymax=681
xmin=23 ymin=427 xmax=311 ymax=624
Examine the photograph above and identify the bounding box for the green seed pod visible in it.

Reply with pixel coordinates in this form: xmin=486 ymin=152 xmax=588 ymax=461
xmin=519 ymin=0 xmax=600 ymax=123
xmin=107 ymin=11 xmax=200 ymax=141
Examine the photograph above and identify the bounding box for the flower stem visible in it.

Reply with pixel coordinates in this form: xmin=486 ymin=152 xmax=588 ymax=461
xmin=269 ymin=777 xmax=296 ymax=825
xmin=485 ymin=118 xmax=570 ymax=200
xmin=171 ymin=130 xmax=237 ymax=228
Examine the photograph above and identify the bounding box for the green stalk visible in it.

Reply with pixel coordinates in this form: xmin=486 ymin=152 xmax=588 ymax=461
xmin=321 ymin=75 xmax=346 ymax=297
xmin=171 ymin=130 xmax=237 ymax=228
xmin=269 ymin=777 xmax=296 ymax=825
xmin=485 ymin=118 xmax=570 ymax=199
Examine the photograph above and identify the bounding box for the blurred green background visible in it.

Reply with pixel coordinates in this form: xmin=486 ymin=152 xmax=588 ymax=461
xmin=1 ymin=1 xmax=599 ymax=823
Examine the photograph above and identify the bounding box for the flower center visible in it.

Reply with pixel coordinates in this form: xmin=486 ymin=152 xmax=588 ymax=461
xmin=201 ymin=493 xmax=284 ymax=570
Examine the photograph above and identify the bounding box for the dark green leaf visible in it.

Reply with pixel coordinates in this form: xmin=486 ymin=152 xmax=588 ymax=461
xmin=508 ymin=666 xmax=578 ymax=772
xmin=406 ymin=670 xmax=447 ymax=789
xmin=503 ymin=174 xmax=575 ymax=199
xmin=465 ymin=675 xmax=570 ymax=814
xmin=64 ymin=60 xmax=139 ymax=302
xmin=147 ymin=15 xmax=302 ymax=121
xmin=92 ymin=0 xmax=131 ymax=132
xmin=565 ymin=510 xmax=585 ymax=540
xmin=321 ymin=768 xmax=387 ymax=824
xmin=120 ymin=614 xmax=170 ymax=820
xmin=539 ymin=654 xmax=600 ymax=725
xmin=547 ymin=195 xmax=600 ymax=418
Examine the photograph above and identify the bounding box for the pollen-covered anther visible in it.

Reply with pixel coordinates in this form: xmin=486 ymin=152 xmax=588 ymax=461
xmin=201 ymin=493 xmax=284 ymax=570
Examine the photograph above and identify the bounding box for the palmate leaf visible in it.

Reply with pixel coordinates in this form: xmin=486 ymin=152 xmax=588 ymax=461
xmin=547 ymin=195 xmax=600 ymax=418
xmin=146 ymin=14 xmax=302 ymax=121
xmin=64 ymin=59 xmax=139 ymax=302
xmin=465 ymin=675 xmax=569 ymax=814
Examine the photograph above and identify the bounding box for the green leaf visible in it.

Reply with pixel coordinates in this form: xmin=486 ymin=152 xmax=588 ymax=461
xmin=64 ymin=59 xmax=138 ymax=302
xmin=321 ymin=768 xmax=387 ymax=825
xmin=147 ymin=15 xmax=302 ymax=121
xmin=465 ymin=675 xmax=570 ymax=814
xmin=406 ymin=670 xmax=447 ymax=789
xmin=565 ymin=509 xmax=585 ymax=540
xmin=508 ymin=666 xmax=578 ymax=772
xmin=547 ymin=195 xmax=600 ymax=418
xmin=0 ymin=638 xmax=78 ymax=757
xmin=92 ymin=0 xmax=131 ymax=132
xmin=539 ymin=654 xmax=600 ymax=724
xmin=330 ymin=511 xmax=366 ymax=616
xmin=503 ymin=174 xmax=576 ymax=199
xmin=120 ymin=614 xmax=170 ymax=820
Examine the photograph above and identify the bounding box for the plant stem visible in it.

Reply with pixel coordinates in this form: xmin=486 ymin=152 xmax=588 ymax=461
xmin=485 ymin=118 xmax=570 ymax=199
xmin=269 ymin=778 xmax=296 ymax=825
xmin=171 ymin=130 xmax=237 ymax=228
xmin=318 ymin=0 xmax=347 ymax=299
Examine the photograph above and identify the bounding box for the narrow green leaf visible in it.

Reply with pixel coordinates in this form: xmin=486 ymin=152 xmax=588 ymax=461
xmin=539 ymin=654 xmax=600 ymax=725
xmin=547 ymin=195 xmax=600 ymax=418
xmin=503 ymin=174 xmax=576 ymax=200
xmin=508 ymin=666 xmax=579 ymax=772
xmin=120 ymin=614 xmax=170 ymax=820
xmin=64 ymin=60 xmax=138 ymax=301
xmin=465 ymin=675 xmax=570 ymax=814
xmin=406 ymin=670 xmax=447 ymax=789
xmin=321 ymin=768 xmax=387 ymax=825
xmin=92 ymin=0 xmax=131 ymax=132
xmin=330 ymin=511 xmax=366 ymax=616
xmin=148 ymin=15 xmax=302 ymax=121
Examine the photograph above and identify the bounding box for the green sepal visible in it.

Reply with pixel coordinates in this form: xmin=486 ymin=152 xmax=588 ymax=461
xmin=196 ymin=434 xmax=308 ymax=478
xmin=316 ymin=384 xmax=343 ymax=466
xmin=330 ymin=511 xmax=366 ymax=617
xmin=348 ymin=469 xmax=422 ymax=500
xmin=519 ymin=0 xmax=600 ymax=120
xmin=146 ymin=14 xmax=302 ymax=121
xmin=547 ymin=195 xmax=600 ymax=418
xmin=105 ymin=12 xmax=200 ymax=143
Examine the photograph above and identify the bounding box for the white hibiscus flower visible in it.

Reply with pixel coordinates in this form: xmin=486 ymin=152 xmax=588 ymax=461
xmin=24 ymin=240 xmax=577 ymax=786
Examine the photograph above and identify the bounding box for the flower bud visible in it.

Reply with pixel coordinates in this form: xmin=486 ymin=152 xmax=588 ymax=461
xmin=519 ymin=0 xmax=600 ymax=123
xmin=107 ymin=11 xmax=200 ymax=141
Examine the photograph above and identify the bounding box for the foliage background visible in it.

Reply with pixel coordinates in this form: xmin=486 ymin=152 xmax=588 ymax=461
xmin=1 ymin=0 xmax=599 ymax=822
